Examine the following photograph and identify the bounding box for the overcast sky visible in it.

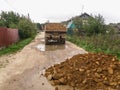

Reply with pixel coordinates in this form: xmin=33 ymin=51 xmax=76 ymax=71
xmin=0 ymin=0 xmax=120 ymax=24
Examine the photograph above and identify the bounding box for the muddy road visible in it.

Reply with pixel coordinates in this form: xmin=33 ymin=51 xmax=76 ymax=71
xmin=0 ymin=32 xmax=87 ymax=90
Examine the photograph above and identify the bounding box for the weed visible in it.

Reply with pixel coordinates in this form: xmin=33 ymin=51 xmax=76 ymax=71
xmin=67 ymin=34 xmax=120 ymax=60
xmin=0 ymin=37 xmax=34 ymax=56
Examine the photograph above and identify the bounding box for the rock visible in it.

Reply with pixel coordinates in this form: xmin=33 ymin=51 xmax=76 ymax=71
xmin=42 ymin=83 xmax=44 ymax=85
xmin=51 ymin=80 xmax=61 ymax=86
xmin=55 ymin=87 xmax=58 ymax=90
xmin=86 ymin=70 xmax=90 ymax=73
xmin=95 ymin=61 xmax=100 ymax=65
xmin=79 ymin=68 xmax=85 ymax=72
xmin=110 ymin=64 xmax=116 ymax=69
xmin=104 ymin=77 xmax=108 ymax=81
xmin=110 ymin=82 xmax=117 ymax=86
xmin=82 ymin=79 xmax=87 ymax=84
xmin=75 ymin=68 xmax=79 ymax=71
xmin=59 ymin=77 xmax=67 ymax=85
xmin=108 ymin=67 xmax=114 ymax=74
xmin=52 ymin=73 xmax=63 ymax=80
xmin=70 ymin=82 xmax=76 ymax=87
xmin=103 ymin=81 xmax=109 ymax=85
xmin=97 ymin=68 xmax=102 ymax=73
xmin=112 ymin=58 xmax=115 ymax=61
xmin=47 ymin=74 xmax=53 ymax=81
xmin=95 ymin=73 xmax=101 ymax=78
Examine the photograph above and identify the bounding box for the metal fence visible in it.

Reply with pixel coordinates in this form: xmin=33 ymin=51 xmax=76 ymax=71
xmin=0 ymin=27 xmax=19 ymax=48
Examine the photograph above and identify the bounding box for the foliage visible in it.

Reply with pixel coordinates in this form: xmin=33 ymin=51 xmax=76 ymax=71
xmin=18 ymin=19 xmax=37 ymax=39
xmin=0 ymin=11 xmax=20 ymax=27
xmin=35 ymin=23 xmax=42 ymax=30
xmin=73 ymin=14 xmax=106 ymax=36
xmin=106 ymin=24 xmax=115 ymax=34
xmin=84 ymin=15 xmax=106 ymax=36
xmin=0 ymin=37 xmax=34 ymax=56
xmin=0 ymin=11 xmax=37 ymax=39
xmin=67 ymin=34 xmax=120 ymax=60
xmin=73 ymin=18 xmax=83 ymax=35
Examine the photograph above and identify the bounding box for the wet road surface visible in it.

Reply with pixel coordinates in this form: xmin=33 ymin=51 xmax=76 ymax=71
xmin=0 ymin=32 xmax=87 ymax=90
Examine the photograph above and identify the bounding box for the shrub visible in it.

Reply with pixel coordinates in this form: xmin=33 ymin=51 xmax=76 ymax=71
xmin=18 ymin=19 xmax=37 ymax=39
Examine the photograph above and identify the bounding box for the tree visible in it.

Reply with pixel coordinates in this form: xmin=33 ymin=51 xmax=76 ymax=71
xmin=0 ymin=11 xmax=20 ymax=27
xmin=72 ymin=14 xmax=106 ymax=36
xmin=35 ymin=23 xmax=42 ymax=30
xmin=0 ymin=11 xmax=37 ymax=39
xmin=84 ymin=14 xmax=106 ymax=36
xmin=73 ymin=18 xmax=83 ymax=35
xmin=18 ymin=19 xmax=37 ymax=39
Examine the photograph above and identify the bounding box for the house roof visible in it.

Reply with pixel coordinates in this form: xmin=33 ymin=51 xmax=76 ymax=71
xmin=79 ymin=13 xmax=91 ymax=19
xmin=45 ymin=23 xmax=66 ymax=31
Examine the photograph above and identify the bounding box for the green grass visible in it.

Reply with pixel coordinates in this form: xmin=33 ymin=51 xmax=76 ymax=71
xmin=67 ymin=34 xmax=120 ymax=60
xmin=0 ymin=37 xmax=34 ymax=56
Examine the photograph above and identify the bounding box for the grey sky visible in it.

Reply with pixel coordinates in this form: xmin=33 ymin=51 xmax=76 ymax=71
xmin=0 ymin=0 xmax=120 ymax=24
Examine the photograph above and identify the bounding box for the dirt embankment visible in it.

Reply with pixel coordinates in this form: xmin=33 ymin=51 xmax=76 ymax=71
xmin=45 ymin=53 xmax=120 ymax=90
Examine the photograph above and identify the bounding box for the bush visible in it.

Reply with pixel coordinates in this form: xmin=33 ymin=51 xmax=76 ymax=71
xmin=84 ymin=15 xmax=106 ymax=36
xmin=0 ymin=11 xmax=37 ymax=39
xmin=67 ymin=34 xmax=120 ymax=59
xmin=18 ymin=19 xmax=37 ymax=39
xmin=73 ymin=14 xmax=106 ymax=36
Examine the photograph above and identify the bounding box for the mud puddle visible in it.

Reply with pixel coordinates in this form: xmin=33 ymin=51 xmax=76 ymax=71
xmin=36 ymin=44 xmax=68 ymax=51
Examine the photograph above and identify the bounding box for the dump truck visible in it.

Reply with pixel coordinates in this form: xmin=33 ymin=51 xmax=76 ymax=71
xmin=44 ymin=23 xmax=66 ymax=45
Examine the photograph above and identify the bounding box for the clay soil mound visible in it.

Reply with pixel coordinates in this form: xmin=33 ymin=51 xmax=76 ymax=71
xmin=45 ymin=53 xmax=120 ymax=90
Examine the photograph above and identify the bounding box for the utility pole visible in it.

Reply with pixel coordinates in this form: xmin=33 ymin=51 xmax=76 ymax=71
xmin=28 ymin=13 xmax=30 ymax=20
xmin=81 ymin=5 xmax=84 ymax=14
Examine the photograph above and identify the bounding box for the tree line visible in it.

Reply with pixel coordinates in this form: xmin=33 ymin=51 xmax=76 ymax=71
xmin=73 ymin=14 xmax=115 ymax=36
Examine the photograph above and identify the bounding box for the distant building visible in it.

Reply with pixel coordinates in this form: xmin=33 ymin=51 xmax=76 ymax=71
xmin=66 ymin=20 xmax=75 ymax=35
xmin=66 ymin=13 xmax=91 ymax=35
xmin=114 ymin=24 xmax=120 ymax=34
xmin=79 ymin=13 xmax=91 ymax=25
xmin=109 ymin=23 xmax=120 ymax=34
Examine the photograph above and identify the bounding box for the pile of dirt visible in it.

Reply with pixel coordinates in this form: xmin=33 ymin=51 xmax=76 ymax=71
xmin=45 ymin=53 xmax=120 ymax=90
xmin=45 ymin=23 xmax=66 ymax=31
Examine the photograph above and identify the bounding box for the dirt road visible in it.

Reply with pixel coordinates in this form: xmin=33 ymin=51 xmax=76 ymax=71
xmin=0 ymin=32 xmax=87 ymax=90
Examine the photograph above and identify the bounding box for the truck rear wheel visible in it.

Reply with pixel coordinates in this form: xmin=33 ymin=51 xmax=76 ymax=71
xmin=45 ymin=38 xmax=49 ymax=45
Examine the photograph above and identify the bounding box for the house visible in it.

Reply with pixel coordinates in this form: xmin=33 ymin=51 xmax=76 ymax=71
xmin=79 ymin=13 xmax=91 ymax=25
xmin=65 ymin=13 xmax=91 ymax=35
xmin=109 ymin=23 xmax=120 ymax=34
xmin=114 ymin=24 xmax=120 ymax=34
xmin=66 ymin=20 xmax=75 ymax=35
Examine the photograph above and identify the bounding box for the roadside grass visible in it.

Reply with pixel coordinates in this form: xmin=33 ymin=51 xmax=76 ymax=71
xmin=67 ymin=34 xmax=120 ymax=60
xmin=0 ymin=37 xmax=34 ymax=56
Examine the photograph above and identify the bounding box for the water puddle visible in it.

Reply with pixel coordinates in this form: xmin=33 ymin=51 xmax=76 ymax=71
xmin=36 ymin=44 xmax=68 ymax=51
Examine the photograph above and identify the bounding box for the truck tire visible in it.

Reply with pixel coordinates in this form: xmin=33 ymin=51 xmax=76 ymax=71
xmin=45 ymin=38 xmax=49 ymax=45
xmin=62 ymin=39 xmax=65 ymax=44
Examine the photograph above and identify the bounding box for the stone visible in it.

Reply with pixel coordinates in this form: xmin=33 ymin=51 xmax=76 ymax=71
xmin=108 ymin=67 xmax=114 ymax=74
xmin=95 ymin=73 xmax=101 ymax=78
xmin=82 ymin=79 xmax=87 ymax=84
xmin=55 ymin=87 xmax=58 ymax=90
xmin=53 ymin=73 xmax=63 ymax=80
xmin=97 ymin=68 xmax=102 ymax=73
xmin=95 ymin=61 xmax=100 ymax=65
xmin=47 ymin=74 xmax=53 ymax=81
xmin=59 ymin=77 xmax=67 ymax=85
xmin=79 ymin=68 xmax=85 ymax=72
